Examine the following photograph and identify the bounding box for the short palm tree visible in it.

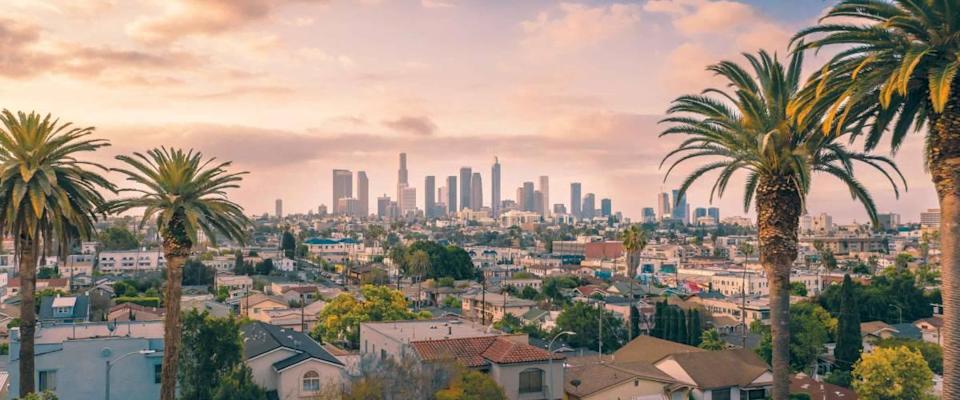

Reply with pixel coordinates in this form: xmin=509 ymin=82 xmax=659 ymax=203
xmin=660 ymin=50 xmax=904 ymax=400
xmin=107 ymin=148 xmax=251 ymax=400
xmin=621 ymin=224 xmax=648 ymax=340
xmin=793 ymin=2 xmax=960 ymax=393
xmin=0 ymin=110 xmax=114 ymax=397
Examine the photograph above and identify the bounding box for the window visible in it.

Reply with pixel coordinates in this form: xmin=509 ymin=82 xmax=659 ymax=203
xmin=302 ymin=371 xmax=321 ymax=393
xmin=39 ymin=370 xmax=57 ymax=391
xmin=741 ymin=389 xmax=766 ymax=400
xmin=154 ymin=364 xmax=162 ymax=384
xmin=711 ymin=388 xmax=731 ymax=400
xmin=518 ymin=368 xmax=544 ymax=394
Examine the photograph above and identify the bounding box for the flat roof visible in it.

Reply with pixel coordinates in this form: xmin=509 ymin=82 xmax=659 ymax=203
xmin=51 ymin=297 xmax=77 ymax=308
xmin=362 ymin=318 xmax=497 ymax=342
xmin=29 ymin=321 xmax=164 ymax=344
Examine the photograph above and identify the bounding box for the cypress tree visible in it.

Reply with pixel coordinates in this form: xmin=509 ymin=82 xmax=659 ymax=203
xmin=629 ymin=305 xmax=640 ymax=339
xmin=677 ymin=309 xmax=688 ymax=345
xmin=689 ymin=309 xmax=703 ymax=346
xmin=667 ymin=306 xmax=679 ymax=342
xmin=835 ymin=274 xmax=862 ymax=371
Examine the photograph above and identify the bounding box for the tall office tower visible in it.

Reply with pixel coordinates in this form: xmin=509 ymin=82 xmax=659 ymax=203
xmin=425 ymin=176 xmax=436 ymax=218
xmin=522 ymin=182 xmax=535 ymax=211
xmin=275 ymin=199 xmax=283 ymax=219
xmin=570 ymin=183 xmax=582 ymax=217
xmin=657 ymin=192 xmax=671 ymax=221
xmin=332 ymin=169 xmax=353 ymax=214
xmin=707 ymin=207 xmax=720 ymax=222
xmin=438 ymin=187 xmax=448 ymax=214
xmin=516 ymin=187 xmax=525 ymax=210
xmin=446 ymin=176 xmax=458 ymax=213
xmin=377 ymin=195 xmax=391 ymax=218
xmin=600 ymin=198 xmax=612 ymax=217
xmin=533 ymin=191 xmax=544 ymax=215
xmin=470 ymin=172 xmax=483 ymax=210
xmin=582 ymin=193 xmax=596 ymax=219
xmin=538 ymin=176 xmax=550 ymax=217
xmin=671 ymin=189 xmax=688 ymax=224
xmin=694 ymin=207 xmax=707 ymax=219
xmin=459 ymin=167 xmax=472 ymax=210
xmin=397 ymin=153 xmax=409 ymax=208
xmin=357 ymin=171 xmax=369 ymax=217
xmin=642 ymin=207 xmax=656 ymax=223
xmin=401 ymin=187 xmax=417 ymax=215
xmin=553 ymin=204 xmax=567 ymax=215
xmin=491 ymin=157 xmax=501 ymax=217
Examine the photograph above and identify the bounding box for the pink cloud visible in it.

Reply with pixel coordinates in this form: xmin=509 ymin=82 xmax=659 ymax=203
xmin=521 ymin=3 xmax=642 ymax=51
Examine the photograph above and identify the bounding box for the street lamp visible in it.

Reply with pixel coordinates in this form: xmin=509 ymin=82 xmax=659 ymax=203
xmin=105 ymin=349 xmax=156 ymax=400
xmin=546 ymin=331 xmax=575 ymax=400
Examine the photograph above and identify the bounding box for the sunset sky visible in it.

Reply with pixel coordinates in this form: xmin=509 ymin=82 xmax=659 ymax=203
xmin=0 ymin=0 xmax=939 ymax=222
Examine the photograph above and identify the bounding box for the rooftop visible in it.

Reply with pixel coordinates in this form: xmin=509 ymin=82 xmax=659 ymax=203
xmin=463 ymin=292 xmax=536 ymax=307
xmin=411 ymin=336 xmax=563 ymax=367
xmin=361 ymin=318 xmax=496 ymax=342
xmin=241 ymin=321 xmax=343 ymax=369
xmin=22 ymin=321 xmax=164 ymax=344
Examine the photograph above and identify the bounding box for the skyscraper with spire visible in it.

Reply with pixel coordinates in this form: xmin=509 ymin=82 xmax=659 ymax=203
xmin=397 ymin=153 xmax=408 ymax=208
xmin=491 ymin=157 xmax=501 ymax=217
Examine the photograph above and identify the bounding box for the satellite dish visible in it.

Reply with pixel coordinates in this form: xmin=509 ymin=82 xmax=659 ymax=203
xmin=570 ymin=379 xmax=581 ymax=388
xmin=101 ymin=348 xmax=112 ymax=358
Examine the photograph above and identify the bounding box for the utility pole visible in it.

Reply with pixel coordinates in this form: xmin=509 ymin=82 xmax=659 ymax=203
xmin=481 ymin=277 xmax=486 ymax=325
xmin=597 ymin=300 xmax=604 ymax=362
xmin=742 ymin=266 xmax=747 ymax=348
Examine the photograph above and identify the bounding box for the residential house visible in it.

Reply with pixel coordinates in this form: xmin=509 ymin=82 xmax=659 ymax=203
xmin=653 ymin=349 xmax=772 ymax=400
xmin=108 ymin=303 xmax=164 ymax=322
xmin=280 ymin=286 xmax=320 ymax=305
xmin=38 ymin=295 xmax=90 ymax=325
xmin=789 ymin=373 xmax=856 ymax=400
xmin=462 ymin=293 xmax=535 ymax=323
xmin=8 ymin=321 xmax=164 ymax=400
xmin=4 ymin=278 xmax=69 ymax=302
xmin=202 ymin=255 xmax=236 ymax=272
xmin=242 ymin=321 xmax=346 ymax=400
xmin=412 ymin=335 xmax=565 ymax=400
xmin=502 ymin=279 xmax=543 ymax=291
xmin=915 ymin=316 xmax=944 ymax=346
xmin=359 ymin=318 xmax=498 ymax=362
xmin=97 ymin=250 xmax=165 ymax=274
xmin=564 ymin=360 xmax=687 ymax=400
xmin=303 ymin=237 xmax=362 ymax=263
xmin=181 ymin=297 xmax=232 ymax=318
xmin=60 ymin=255 xmax=95 ymax=280
xmin=262 ymin=301 xmax=324 ymax=332
xmin=240 ymin=293 xmax=290 ymax=322
xmin=0 ymin=304 xmax=20 ymax=338
xmin=215 ymin=274 xmax=253 ymax=292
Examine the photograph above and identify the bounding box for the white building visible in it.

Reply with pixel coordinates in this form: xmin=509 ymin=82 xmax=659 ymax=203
xmin=97 ymin=250 xmax=166 ymax=274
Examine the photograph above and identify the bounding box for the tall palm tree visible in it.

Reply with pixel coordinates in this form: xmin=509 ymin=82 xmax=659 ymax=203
xmin=107 ymin=148 xmax=251 ymax=400
xmin=792 ymin=3 xmax=960 ymax=393
xmin=407 ymin=250 xmax=430 ymax=311
xmin=621 ymin=224 xmax=648 ymax=340
xmin=0 ymin=110 xmax=114 ymax=397
xmin=660 ymin=50 xmax=904 ymax=399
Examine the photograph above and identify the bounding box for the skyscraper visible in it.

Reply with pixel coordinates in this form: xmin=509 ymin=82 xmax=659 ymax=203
xmin=657 ymin=192 xmax=671 ymax=221
xmin=397 ymin=153 xmax=408 ymax=187
xmin=377 ymin=195 xmax=391 ymax=218
xmin=275 ymin=199 xmax=283 ymax=219
xmin=554 ymin=204 xmax=567 ymax=215
xmin=332 ymin=169 xmax=352 ymax=214
xmin=491 ymin=157 xmax=501 ymax=217
xmin=694 ymin=207 xmax=707 ymax=219
xmin=400 ymin=186 xmax=417 ymax=215
xmin=425 ymin=176 xmax=436 ymax=218
xmin=570 ymin=183 xmax=582 ymax=217
xmin=582 ymin=193 xmax=596 ymax=219
xmin=708 ymin=207 xmax=720 ymax=222
xmin=538 ymin=176 xmax=550 ymax=217
xmin=642 ymin=207 xmax=656 ymax=223
xmin=600 ymin=198 xmax=611 ymax=217
xmin=446 ymin=176 xmax=458 ymax=213
xmin=516 ymin=187 xmax=524 ymax=210
xmin=533 ymin=191 xmax=544 ymax=214
xmin=470 ymin=172 xmax=483 ymax=210
xmin=522 ymin=182 xmax=535 ymax=211
xmin=357 ymin=171 xmax=369 ymax=217
xmin=671 ymin=190 xmax=688 ymax=224
xmin=459 ymin=167 xmax=472 ymax=210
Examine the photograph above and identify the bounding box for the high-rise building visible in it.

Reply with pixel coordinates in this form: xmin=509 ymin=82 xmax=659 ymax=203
xmin=877 ymin=213 xmax=901 ymax=230
xmin=332 ymin=169 xmax=353 ymax=214
xmin=600 ymin=198 xmax=612 ymax=217
xmin=812 ymin=212 xmax=834 ymax=233
xmin=657 ymin=192 xmax=671 ymax=221
xmin=538 ymin=176 xmax=550 ymax=217
xmin=470 ymin=172 xmax=483 ymax=210
xmin=671 ymin=190 xmax=688 ymax=224
xmin=446 ymin=176 xmax=458 ymax=213
xmin=554 ymin=204 xmax=567 ymax=215
xmin=582 ymin=193 xmax=596 ymax=219
xmin=425 ymin=176 xmax=436 ymax=218
xmin=533 ymin=190 xmax=544 ymax=215
xmin=522 ymin=182 xmax=535 ymax=211
xmin=400 ymin=186 xmax=417 ymax=215
xmin=337 ymin=197 xmax=362 ymax=217
xmin=459 ymin=167 xmax=472 ymax=210
xmin=275 ymin=199 xmax=283 ymax=219
xmin=516 ymin=187 xmax=525 ymax=210
xmin=377 ymin=195 xmax=391 ymax=218
xmin=694 ymin=207 xmax=707 ymax=219
xmin=707 ymin=207 xmax=720 ymax=222
xmin=920 ymin=209 xmax=940 ymax=228
xmin=570 ymin=183 xmax=582 ymax=217
xmin=642 ymin=207 xmax=656 ymax=223
xmin=491 ymin=157 xmax=501 ymax=217
xmin=357 ymin=171 xmax=369 ymax=217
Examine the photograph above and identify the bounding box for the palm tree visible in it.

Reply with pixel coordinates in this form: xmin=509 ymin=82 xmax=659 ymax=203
xmin=407 ymin=250 xmax=430 ymax=311
xmin=792 ymin=4 xmax=960 ymax=393
xmin=621 ymin=224 xmax=648 ymax=340
xmin=0 ymin=111 xmax=114 ymax=397
xmin=699 ymin=328 xmax=726 ymax=351
xmin=107 ymin=148 xmax=251 ymax=400
xmin=660 ymin=50 xmax=904 ymax=399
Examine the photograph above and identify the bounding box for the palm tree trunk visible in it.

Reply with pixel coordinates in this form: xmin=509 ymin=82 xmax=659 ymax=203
xmin=18 ymin=234 xmax=37 ymax=397
xmin=160 ymin=236 xmax=190 ymax=400
xmin=929 ymin=102 xmax=960 ymax=400
xmin=756 ymin=176 xmax=801 ymax=400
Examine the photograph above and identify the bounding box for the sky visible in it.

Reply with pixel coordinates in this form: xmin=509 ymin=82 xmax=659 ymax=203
xmin=0 ymin=0 xmax=940 ymax=223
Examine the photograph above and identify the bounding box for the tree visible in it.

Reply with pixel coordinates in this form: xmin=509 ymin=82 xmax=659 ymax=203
xmin=876 ymin=338 xmax=943 ymax=375
xmin=313 ymin=285 xmax=420 ymax=348
xmin=699 ymin=329 xmax=726 ymax=350
xmin=407 ymin=250 xmax=430 ymax=311
xmin=108 ymin=148 xmax=252 ymax=400
xmin=757 ymin=302 xmax=835 ymax=373
xmin=660 ymin=50 xmax=902 ymax=400
xmin=688 ymin=309 xmax=703 ymax=346
xmin=796 ymin=3 xmax=960 ymax=394
xmin=621 ymin=224 xmax=648 ymax=341
xmin=233 ymin=250 xmax=251 ymax=275
xmin=555 ymin=301 xmax=625 ymax=353
xmin=98 ymin=225 xmax=140 ymax=250
xmin=211 ymin=366 xmax=267 ymax=400
xmin=280 ymin=230 xmax=296 ymax=259
xmin=435 ymin=368 xmax=506 ymax=400
xmin=852 ymin=346 xmax=933 ymax=400
xmin=182 ymin=259 xmax=215 ymax=286
xmin=178 ymin=310 xmax=243 ymax=400
xmin=0 ymin=111 xmax=114 ymax=397
xmin=895 ymin=253 xmax=913 ymax=270
xmin=835 ymin=275 xmax=862 ymax=371
xmin=255 ymin=258 xmax=274 ymax=276
xmin=519 ymin=286 xmax=539 ymax=300
xmin=789 ymin=282 xmax=808 ymax=297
